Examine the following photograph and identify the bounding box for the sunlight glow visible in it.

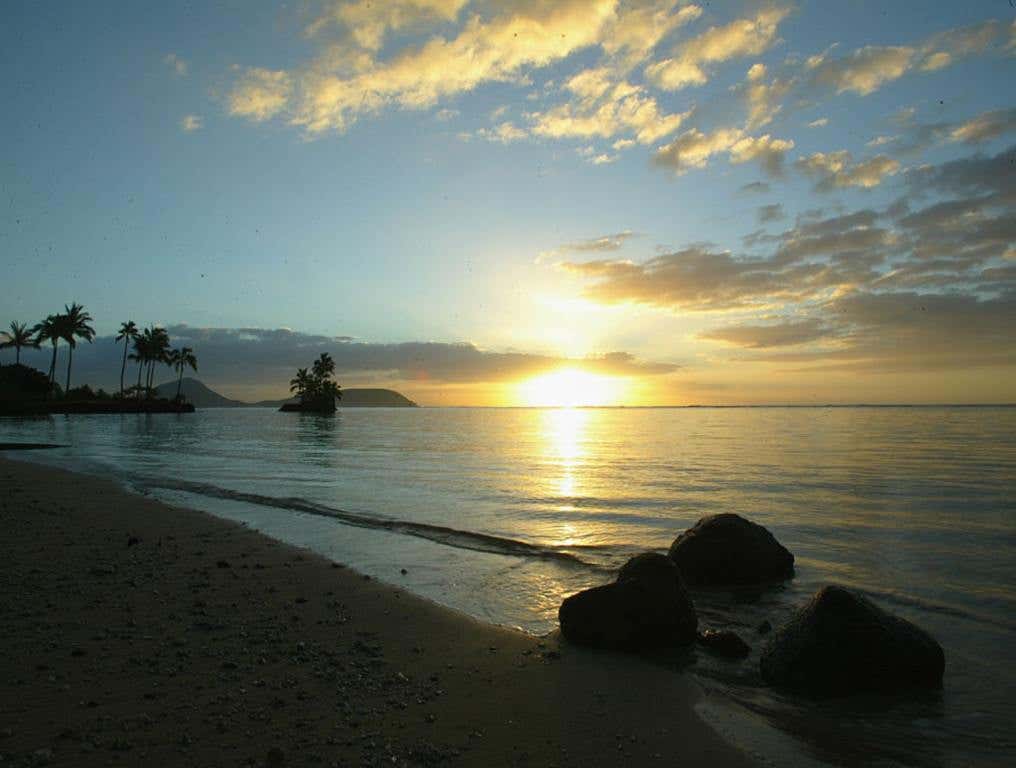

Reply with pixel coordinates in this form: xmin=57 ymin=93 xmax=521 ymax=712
xmin=516 ymin=368 xmax=628 ymax=408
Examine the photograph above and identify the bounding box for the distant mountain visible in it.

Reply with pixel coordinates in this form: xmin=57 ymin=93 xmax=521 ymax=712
xmin=154 ymin=378 xmax=244 ymax=407
xmin=155 ymin=378 xmax=418 ymax=408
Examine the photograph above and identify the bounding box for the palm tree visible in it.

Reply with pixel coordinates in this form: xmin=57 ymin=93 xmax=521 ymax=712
xmin=115 ymin=321 xmax=139 ymax=396
xmin=58 ymin=303 xmax=95 ymax=394
xmin=129 ymin=331 xmax=150 ymax=399
xmin=169 ymin=347 xmax=197 ymax=401
xmin=289 ymin=367 xmax=311 ymax=400
xmin=32 ymin=315 xmax=61 ymax=388
xmin=0 ymin=321 xmax=37 ymax=365
xmin=147 ymin=327 xmax=171 ymax=394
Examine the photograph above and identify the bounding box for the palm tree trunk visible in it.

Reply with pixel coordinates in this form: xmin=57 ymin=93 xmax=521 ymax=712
xmin=120 ymin=342 xmax=128 ymax=395
xmin=136 ymin=361 xmax=143 ymax=400
xmin=15 ymin=345 xmax=20 ymax=365
xmin=49 ymin=342 xmax=57 ymax=384
xmin=176 ymin=368 xmax=184 ymax=400
xmin=65 ymin=345 xmax=74 ymax=394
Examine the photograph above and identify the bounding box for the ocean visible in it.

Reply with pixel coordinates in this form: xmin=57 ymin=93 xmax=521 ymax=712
xmin=2 ymin=406 xmax=1014 ymax=766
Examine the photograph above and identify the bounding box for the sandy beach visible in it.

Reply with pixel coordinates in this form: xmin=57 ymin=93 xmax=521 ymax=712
xmin=0 ymin=456 xmax=756 ymax=768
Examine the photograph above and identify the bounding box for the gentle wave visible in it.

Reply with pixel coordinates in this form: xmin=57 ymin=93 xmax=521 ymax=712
xmin=144 ymin=477 xmax=615 ymax=570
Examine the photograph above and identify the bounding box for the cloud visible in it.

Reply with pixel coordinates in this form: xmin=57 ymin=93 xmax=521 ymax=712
xmin=180 ymin=114 xmax=203 ymax=132
xmin=474 ymin=121 xmax=527 ymax=143
xmin=796 ymin=150 xmax=900 ymax=190
xmin=728 ymin=133 xmax=794 ymax=176
xmin=599 ymin=1 xmax=703 ymax=71
xmin=700 ymin=318 xmax=831 ymax=348
xmin=653 ymin=127 xmax=793 ymax=176
xmin=807 ymin=117 xmax=828 ymax=128
xmin=541 ymin=230 xmax=639 ymax=260
xmin=949 ymin=107 xmax=1016 ymax=144
xmin=741 ymin=70 xmax=795 ymax=129
xmin=15 ymin=325 xmax=677 ymax=400
xmin=434 ymin=107 xmax=459 ymax=121
xmin=227 ymin=68 xmax=293 ymax=122
xmin=228 ymin=0 xmax=619 ymax=135
xmin=739 ymin=181 xmax=770 ymax=194
xmin=558 ymin=144 xmax=1016 ymax=372
xmin=807 ymin=45 xmax=915 ymax=95
xmin=164 ymin=53 xmax=188 ymax=76
xmin=804 ymin=20 xmax=1004 ymax=97
xmin=305 ymin=0 xmax=469 ymax=49
xmin=530 ymin=69 xmax=688 ymax=144
xmin=757 ymin=203 xmax=784 ymax=223
xmin=652 ymin=126 xmax=743 ymax=173
xmin=646 ymin=6 xmax=790 ymax=90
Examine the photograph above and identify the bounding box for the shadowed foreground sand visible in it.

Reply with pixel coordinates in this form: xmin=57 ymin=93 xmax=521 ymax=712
xmin=0 ymin=457 xmax=756 ymax=768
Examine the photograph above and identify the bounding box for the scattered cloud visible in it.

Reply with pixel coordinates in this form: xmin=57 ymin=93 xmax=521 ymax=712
xmin=796 ymin=150 xmax=900 ymax=190
xmin=728 ymin=133 xmax=795 ymax=176
xmin=558 ymin=144 xmax=1016 ymax=370
xmin=807 ymin=117 xmax=828 ymax=128
xmin=739 ymin=180 xmax=771 ymax=195
xmin=474 ymin=121 xmax=527 ymax=143
xmin=227 ymin=68 xmax=292 ymax=122
xmin=228 ymin=0 xmax=619 ymax=135
xmin=949 ymin=107 xmax=1016 ymax=144
xmin=180 ymin=114 xmax=203 ymax=132
xmin=805 ymin=20 xmax=1004 ymax=97
xmin=164 ymin=53 xmax=188 ymax=76
xmin=700 ymin=318 xmax=831 ymax=348
xmin=757 ymin=203 xmax=784 ymax=224
xmin=654 ymin=127 xmax=793 ymax=176
xmin=434 ymin=108 xmax=459 ymax=121
xmin=646 ymin=6 xmax=791 ymax=90
xmin=530 ymin=69 xmax=689 ymax=144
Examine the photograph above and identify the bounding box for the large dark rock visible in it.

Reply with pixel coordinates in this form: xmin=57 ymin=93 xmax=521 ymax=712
xmin=559 ymin=552 xmax=697 ymax=650
xmin=668 ymin=514 xmax=794 ymax=585
xmin=760 ymin=585 xmax=945 ymax=694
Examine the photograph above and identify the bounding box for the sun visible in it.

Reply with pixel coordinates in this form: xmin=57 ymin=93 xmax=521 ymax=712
xmin=515 ymin=368 xmax=628 ymax=407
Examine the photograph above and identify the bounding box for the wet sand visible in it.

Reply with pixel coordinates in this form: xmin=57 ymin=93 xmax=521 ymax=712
xmin=0 ymin=456 xmax=756 ymax=767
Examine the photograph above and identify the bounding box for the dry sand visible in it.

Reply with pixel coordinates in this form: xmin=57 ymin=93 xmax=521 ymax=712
xmin=0 ymin=456 xmax=756 ymax=767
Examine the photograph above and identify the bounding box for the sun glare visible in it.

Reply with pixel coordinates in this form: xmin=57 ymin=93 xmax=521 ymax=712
xmin=516 ymin=368 xmax=627 ymax=408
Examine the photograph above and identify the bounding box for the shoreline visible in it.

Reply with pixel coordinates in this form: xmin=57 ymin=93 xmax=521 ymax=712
xmin=0 ymin=456 xmax=757 ymax=767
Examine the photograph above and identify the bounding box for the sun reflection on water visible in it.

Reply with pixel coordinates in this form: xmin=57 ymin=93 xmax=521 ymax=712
xmin=539 ymin=408 xmax=591 ymax=546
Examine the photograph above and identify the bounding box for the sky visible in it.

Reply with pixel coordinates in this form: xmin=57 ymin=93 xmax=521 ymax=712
xmin=2 ymin=0 xmax=1015 ymax=405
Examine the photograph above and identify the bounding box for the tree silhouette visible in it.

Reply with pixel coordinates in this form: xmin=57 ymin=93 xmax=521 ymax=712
xmin=57 ymin=303 xmax=95 ymax=394
xmin=32 ymin=315 xmax=61 ymax=388
xmin=0 ymin=321 xmax=38 ymax=365
xmin=169 ymin=346 xmax=198 ymax=401
xmin=115 ymin=321 xmax=139 ymax=396
xmin=288 ymin=353 xmax=342 ymax=412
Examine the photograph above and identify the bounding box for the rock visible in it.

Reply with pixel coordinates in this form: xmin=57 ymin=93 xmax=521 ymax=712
xmin=760 ymin=585 xmax=945 ymax=694
xmin=559 ymin=552 xmax=697 ymax=650
xmin=668 ymin=514 xmax=794 ymax=585
xmin=756 ymin=620 xmax=772 ymax=635
xmin=697 ymin=629 xmax=751 ymax=658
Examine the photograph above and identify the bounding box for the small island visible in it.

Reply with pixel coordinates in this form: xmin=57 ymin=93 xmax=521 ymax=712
xmin=281 ymin=353 xmax=342 ymax=414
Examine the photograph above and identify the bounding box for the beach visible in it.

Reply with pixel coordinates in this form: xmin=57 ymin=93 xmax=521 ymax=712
xmin=0 ymin=455 xmax=755 ymax=767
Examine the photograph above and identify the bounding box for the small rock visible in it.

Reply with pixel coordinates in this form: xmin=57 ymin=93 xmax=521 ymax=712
xmin=400 ymin=568 xmax=408 ymax=575
xmin=697 ymin=629 xmax=751 ymax=659
xmin=757 ymin=620 xmax=772 ymax=635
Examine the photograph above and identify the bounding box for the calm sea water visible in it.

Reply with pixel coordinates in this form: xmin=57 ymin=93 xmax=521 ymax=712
xmin=2 ymin=407 xmax=1014 ymax=766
